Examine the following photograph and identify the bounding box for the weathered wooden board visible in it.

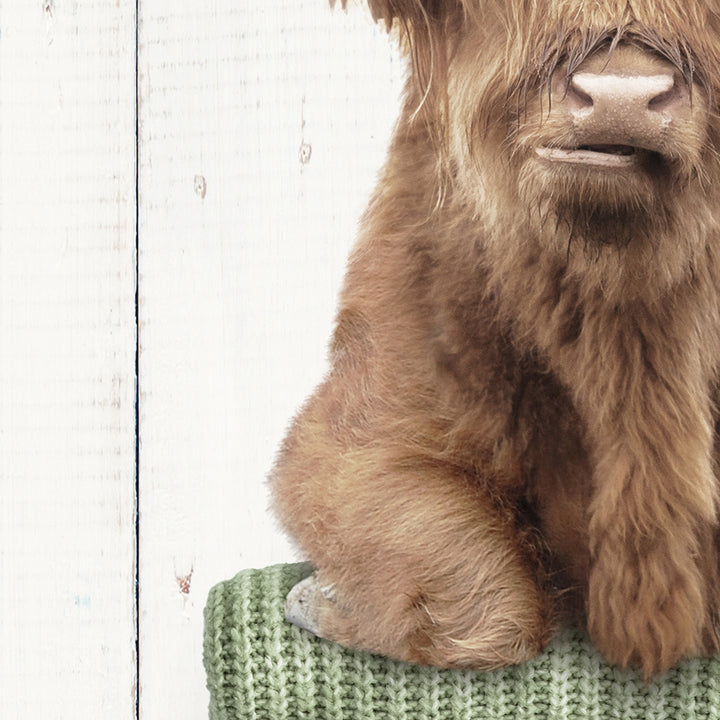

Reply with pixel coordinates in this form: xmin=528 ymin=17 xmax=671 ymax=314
xmin=137 ymin=0 xmax=402 ymax=716
xmin=0 ymin=1 xmax=137 ymax=717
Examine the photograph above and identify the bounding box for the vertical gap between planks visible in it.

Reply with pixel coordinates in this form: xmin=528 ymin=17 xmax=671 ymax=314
xmin=134 ymin=1 xmax=141 ymax=717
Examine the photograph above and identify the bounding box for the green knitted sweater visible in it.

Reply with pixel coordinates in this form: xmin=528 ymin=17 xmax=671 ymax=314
xmin=203 ymin=562 xmax=720 ymax=719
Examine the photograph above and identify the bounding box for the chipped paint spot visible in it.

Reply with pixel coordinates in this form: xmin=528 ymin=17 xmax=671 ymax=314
xmin=43 ymin=0 xmax=55 ymax=45
xmin=298 ymin=142 xmax=312 ymax=165
xmin=193 ymin=175 xmax=207 ymax=199
xmin=299 ymin=96 xmax=312 ymax=168
xmin=176 ymin=567 xmax=193 ymax=595
xmin=175 ymin=565 xmax=195 ymax=618
xmin=73 ymin=595 xmax=91 ymax=610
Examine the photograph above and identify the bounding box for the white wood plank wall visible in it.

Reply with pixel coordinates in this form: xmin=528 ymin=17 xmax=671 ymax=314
xmin=1 ymin=0 xmax=402 ymax=717
xmin=0 ymin=0 xmax=138 ymax=717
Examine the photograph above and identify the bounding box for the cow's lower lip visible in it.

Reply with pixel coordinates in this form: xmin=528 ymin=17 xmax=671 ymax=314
xmin=536 ymin=146 xmax=640 ymax=168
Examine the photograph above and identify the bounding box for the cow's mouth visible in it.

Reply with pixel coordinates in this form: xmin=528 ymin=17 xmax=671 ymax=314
xmin=536 ymin=145 xmax=643 ymax=168
xmin=581 ymin=144 xmax=636 ymax=156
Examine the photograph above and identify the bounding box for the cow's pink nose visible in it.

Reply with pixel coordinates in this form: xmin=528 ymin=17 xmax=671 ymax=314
xmin=569 ymin=71 xmax=679 ymax=114
xmin=565 ymin=69 xmax=688 ymax=150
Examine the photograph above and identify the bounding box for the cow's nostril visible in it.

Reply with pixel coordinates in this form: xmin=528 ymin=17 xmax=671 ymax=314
xmin=647 ymin=82 xmax=682 ymax=111
xmin=565 ymin=76 xmax=594 ymax=110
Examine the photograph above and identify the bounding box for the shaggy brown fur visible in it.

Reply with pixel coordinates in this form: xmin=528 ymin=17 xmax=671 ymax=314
xmin=270 ymin=0 xmax=720 ymax=678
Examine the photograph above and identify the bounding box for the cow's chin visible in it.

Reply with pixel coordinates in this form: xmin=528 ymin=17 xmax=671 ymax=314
xmin=517 ymin=147 xmax=682 ymax=253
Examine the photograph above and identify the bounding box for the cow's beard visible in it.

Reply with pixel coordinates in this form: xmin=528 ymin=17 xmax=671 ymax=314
xmin=515 ymin=151 xmax=687 ymax=256
xmin=550 ymin=198 xmax=670 ymax=256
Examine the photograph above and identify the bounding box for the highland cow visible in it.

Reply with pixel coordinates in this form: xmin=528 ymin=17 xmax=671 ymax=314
xmin=270 ymin=0 xmax=720 ymax=678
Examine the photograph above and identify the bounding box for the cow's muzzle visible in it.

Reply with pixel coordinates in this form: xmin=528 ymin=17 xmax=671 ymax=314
xmin=536 ymin=44 xmax=694 ymax=169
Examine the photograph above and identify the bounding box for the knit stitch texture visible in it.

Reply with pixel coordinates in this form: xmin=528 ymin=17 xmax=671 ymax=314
xmin=203 ymin=563 xmax=720 ymax=719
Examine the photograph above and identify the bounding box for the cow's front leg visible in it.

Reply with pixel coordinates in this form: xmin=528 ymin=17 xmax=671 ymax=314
xmin=585 ymin=396 xmax=718 ymax=677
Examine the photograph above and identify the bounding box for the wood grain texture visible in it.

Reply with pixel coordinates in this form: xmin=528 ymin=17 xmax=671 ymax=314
xmin=1 ymin=1 xmax=401 ymax=716
xmin=137 ymin=0 xmax=402 ymax=716
xmin=0 ymin=1 xmax=137 ymax=717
